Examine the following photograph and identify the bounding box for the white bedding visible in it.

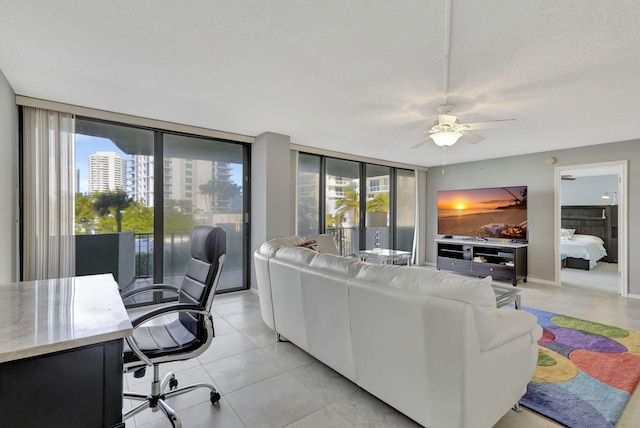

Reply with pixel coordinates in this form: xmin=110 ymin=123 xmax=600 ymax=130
xmin=561 ymin=234 xmax=608 ymax=269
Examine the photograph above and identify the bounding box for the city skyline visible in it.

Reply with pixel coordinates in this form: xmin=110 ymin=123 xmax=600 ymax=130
xmin=76 ymin=134 xmax=243 ymax=196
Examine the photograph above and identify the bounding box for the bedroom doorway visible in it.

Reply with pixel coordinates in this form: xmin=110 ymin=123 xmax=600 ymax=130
xmin=555 ymin=161 xmax=628 ymax=296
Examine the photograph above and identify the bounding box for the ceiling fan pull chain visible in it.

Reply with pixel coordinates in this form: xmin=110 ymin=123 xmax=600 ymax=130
xmin=442 ymin=146 xmax=447 ymax=174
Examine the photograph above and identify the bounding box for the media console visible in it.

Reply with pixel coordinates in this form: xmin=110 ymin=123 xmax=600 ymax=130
xmin=436 ymin=239 xmax=528 ymax=286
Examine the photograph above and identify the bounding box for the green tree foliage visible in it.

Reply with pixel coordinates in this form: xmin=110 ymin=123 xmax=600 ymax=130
xmin=165 ymin=213 xmax=198 ymax=233
xmin=334 ymin=186 xmax=359 ymax=226
xmin=121 ymin=203 xmax=154 ymax=233
xmin=94 ymin=189 xmax=134 ymax=232
xmin=198 ymin=180 xmax=242 ymax=212
xmin=366 ymin=193 xmax=389 ymax=212
xmin=75 ymin=193 xmax=95 ymax=234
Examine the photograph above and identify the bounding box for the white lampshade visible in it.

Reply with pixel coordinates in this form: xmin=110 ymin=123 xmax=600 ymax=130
xmin=601 ymin=192 xmax=610 ymax=199
xmin=430 ymin=131 xmax=462 ymax=147
xmin=366 ymin=211 xmax=388 ymax=228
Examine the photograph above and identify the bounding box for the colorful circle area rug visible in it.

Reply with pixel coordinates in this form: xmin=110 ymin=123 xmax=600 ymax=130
xmin=521 ymin=307 xmax=640 ymax=428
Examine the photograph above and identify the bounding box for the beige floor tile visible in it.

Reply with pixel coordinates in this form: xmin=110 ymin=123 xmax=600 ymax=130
xmin=122 ymin=282 xmax=640 ymax=428
xmin=203 ymin=347 xmax=289 ymax=393
xmin=225 ymin=372 xmax=330 ymax=428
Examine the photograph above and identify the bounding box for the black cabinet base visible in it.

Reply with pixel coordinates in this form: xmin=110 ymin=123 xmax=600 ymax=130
xmin=436 ymin=240 xmax=528 ymax=286
xmin=0 ymin=340 xmax=124 ymax=428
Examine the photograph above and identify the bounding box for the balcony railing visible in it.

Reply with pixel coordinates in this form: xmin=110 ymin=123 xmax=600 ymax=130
xmin=134 ymin=231 xmax=191 ymax=279
xmin=326 ymin=226 xmax=358 ymax=257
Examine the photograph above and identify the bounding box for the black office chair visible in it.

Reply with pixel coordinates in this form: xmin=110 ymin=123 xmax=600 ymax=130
xmin=121 ymin=225 xmax=226 ymax=428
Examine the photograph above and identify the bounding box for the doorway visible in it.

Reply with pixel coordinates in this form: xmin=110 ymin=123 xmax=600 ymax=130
xmin=555 ymin=161 xmax=628 ymax=295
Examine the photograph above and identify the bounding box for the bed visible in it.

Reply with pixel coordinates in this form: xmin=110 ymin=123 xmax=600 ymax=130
xmin=560 ymin=230 xmax=608 ymax=270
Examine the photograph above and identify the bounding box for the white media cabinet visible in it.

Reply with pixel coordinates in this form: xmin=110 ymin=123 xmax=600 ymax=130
xmin=436 ymin=239 xmax=528 ymax=286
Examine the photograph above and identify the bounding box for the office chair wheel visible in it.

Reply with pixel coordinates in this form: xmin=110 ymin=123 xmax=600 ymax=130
xmin=169 ymin=376 xmax=178 ymax=390
xmin=210 ymin=391 xmax=221 ymax=404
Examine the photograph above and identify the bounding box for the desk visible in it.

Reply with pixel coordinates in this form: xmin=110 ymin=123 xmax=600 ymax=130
xmin=0 ymin=274 xmax=133 ymax=428
xmin=359 ymin=249 xmax=412 ymax=266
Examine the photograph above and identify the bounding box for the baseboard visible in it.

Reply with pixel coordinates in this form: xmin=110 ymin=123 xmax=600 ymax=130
xmin=525 ymin=277 xmax=559 ymax=286
xmin=627 ymin=293 xmax=640 ymax=300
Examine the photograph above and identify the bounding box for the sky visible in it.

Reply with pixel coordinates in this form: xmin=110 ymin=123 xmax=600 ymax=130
xmin=75 ymin=134 xmax=128 ymax=194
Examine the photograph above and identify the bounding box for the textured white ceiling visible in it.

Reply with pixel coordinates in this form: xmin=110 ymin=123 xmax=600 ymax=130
xmin=1 ymin=0 xmax=639 ymax=167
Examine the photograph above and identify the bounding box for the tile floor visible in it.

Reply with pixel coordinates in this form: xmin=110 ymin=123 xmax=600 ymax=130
xmin=123 ymin=273 xmax=640 ymax=428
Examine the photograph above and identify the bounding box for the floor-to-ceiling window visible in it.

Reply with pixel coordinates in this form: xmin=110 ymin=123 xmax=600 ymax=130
xmin=297 ymin=152 xmax=415 ymax=258
xmin=74 ymin=119 xmax=155 ymax=300
xmin=325 ymin=158 xmax=361 ymax=256
xmin=365 ymin=164 xmax=391 ymax=250
xmin=70 ymin=117 xmax=249 ymax=304
xmin=298 ymin=153 xmax=322 ymax=236
xmin=396 ymin=168 xmax=416 ymax=252
xmin=163 ymin=133 xmax=246 ymax=293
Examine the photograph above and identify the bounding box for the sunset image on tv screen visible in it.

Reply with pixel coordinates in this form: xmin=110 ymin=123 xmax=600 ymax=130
xmin=437 ymin=186 xmax=527 ymax=240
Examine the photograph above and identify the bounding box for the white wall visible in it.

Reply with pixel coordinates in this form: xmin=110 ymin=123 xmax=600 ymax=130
xmin=250 ymin=132 xmax=293 ymax=288
xmin=426 ymin=140 xmax=639 ymax=294
xmin=0 ymin=69 xmax=17 ymax=282
xmin=561 ymin=175 xmax=618 ymax=206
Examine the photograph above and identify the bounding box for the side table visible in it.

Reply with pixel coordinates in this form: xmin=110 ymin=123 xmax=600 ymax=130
xmin=359 ymin=249 xmax=412 ymax=266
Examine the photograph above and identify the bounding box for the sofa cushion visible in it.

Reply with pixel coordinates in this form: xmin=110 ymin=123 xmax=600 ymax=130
xmin=259 ymin=234 xmax=338 ymax=256
xmin=306 ymin=234 xmax=340 ymax=255
xmin=258 ymin=241 xmax=282 ymax=257
xmin=356 ymin=264 xmax=497 ymax=350
xmin=274 ymin=246 xmax=318 ymax=266
xmin=308 ymin=253 xmax=362 ymax=277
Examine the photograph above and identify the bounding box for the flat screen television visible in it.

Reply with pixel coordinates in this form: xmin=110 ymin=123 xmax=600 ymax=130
xmin=437 ymin=185 xmax=528 ymax=242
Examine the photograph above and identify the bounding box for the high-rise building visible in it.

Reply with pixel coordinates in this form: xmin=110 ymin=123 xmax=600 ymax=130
xmin=163 ymin=158 xmax=234 ymax=212
xmin=129 ymin=155 xmax=154 ymax=207
xmin=88 ymin=151 xmax=127 ymax=193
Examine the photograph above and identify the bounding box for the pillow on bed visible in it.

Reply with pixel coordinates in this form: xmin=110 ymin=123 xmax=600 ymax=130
xmin=571 ymin=234 xmax=605 ymax=245
xmin=560 ymin=228 xmax=576 ymax=240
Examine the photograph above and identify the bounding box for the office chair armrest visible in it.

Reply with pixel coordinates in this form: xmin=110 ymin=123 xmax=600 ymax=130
xmin=129 ymin=303 xmax=209 ymax=328
xmin=120 ymin=284 xmax=181 ymax=301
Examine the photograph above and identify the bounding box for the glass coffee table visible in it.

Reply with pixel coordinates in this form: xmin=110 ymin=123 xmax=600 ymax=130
xmin=359 ymin=249 xmax=412 ymax=266
xmin=492 ymin=284 xmax=521 ymax=309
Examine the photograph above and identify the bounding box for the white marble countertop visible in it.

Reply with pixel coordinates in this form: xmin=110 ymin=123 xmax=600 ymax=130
xmin=0 ymin=274 xmax=133 ymax=363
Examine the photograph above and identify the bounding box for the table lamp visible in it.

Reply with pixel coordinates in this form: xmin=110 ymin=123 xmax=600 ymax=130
xmin=366 ymin=211 xmax=388 ymax=252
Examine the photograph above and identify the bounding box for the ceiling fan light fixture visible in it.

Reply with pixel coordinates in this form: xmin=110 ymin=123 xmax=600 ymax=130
xmin=430 ymin=131 xmax=462 ymax=147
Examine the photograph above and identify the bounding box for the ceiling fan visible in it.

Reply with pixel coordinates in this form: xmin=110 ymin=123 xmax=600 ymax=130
xmin=411 ymin=0 xmax=514 ymax=151
xmin=410 ymin=103 xmax=514 ymax=149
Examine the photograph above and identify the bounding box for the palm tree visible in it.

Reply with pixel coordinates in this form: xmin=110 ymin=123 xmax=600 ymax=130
xmin=366 ymin=193 xmax=389 ymax=213
xmin=94 ymin=189 xmax=133 ymax=232
xmin=334 ymin=186 xmax=359 ymax=226
xmin=199 ymin=180 xmax=242 ymax=212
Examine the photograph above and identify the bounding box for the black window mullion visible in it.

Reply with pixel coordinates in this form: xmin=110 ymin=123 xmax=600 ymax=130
xmin=359 ymin=163 xmax=367 ymax=251
xmin=153 ymin=131 xmax=164 ymax=302
xmin=390 ymin=168 xmax=397 ymax=249
xmin=242 ymin=144 xmax=251 ymax=290
xmin=319 ymin=155 xmax=326 ymax=234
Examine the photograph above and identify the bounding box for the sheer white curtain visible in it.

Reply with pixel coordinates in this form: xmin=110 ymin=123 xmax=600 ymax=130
xmin=412 ymin=169 xmax=427 ymax=265
xmin=22 ymin=107 xmax=76 ymax=280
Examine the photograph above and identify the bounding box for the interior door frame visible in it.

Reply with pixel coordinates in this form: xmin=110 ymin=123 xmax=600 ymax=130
xmin=554 ymin=160 xmax=628 ymax=296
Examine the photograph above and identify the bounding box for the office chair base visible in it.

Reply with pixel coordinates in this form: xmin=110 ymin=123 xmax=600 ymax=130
xmin=123 ymin=367 xmax=220 ymax=428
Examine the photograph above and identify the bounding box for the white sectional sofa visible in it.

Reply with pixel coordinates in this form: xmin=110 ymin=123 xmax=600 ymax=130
xmin=254 ymin=234 xmax=542 ymax=428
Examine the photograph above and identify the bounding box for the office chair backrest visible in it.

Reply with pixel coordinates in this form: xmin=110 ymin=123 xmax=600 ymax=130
xmin=179 ymin=225 xmax=227 ymax=336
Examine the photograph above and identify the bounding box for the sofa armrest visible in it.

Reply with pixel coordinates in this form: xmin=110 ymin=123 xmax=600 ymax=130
xmin=484 ymin=309 xmax=542 ymax=352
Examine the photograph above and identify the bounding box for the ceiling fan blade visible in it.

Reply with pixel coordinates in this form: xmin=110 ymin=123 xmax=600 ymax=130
xmin=409 ymin=139 xmax=429 ymax=149
xmin=465 ymin=118 xmax=515 ymax=130
xmin=460 ymin=131 xmax=484 ymax=144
